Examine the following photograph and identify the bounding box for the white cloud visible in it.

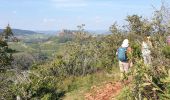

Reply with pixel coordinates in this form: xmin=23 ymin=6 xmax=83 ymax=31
xmin=51 ymin=0 xmax=87 ymax=8
xmin=43 ymin=18 xmax=56 ymax=23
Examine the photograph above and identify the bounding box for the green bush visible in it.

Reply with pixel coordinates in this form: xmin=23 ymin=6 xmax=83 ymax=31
xmin=131 ymin=42 xmax=142 ymax=59
xmin=162 ymin=46 xmax=170 ymax=59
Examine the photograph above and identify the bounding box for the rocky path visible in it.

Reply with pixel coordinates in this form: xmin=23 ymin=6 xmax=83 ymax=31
xmin=84 ymin=81 xmax=123 ymax=100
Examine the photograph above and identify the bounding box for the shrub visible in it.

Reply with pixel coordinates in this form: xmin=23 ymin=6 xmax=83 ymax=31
xmin=162 ymin=46 xmax=170 ymax=59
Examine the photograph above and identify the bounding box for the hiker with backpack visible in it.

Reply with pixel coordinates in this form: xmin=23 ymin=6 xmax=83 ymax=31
xmin=141 ymin=36 xmax=152 ymax=65
xmin=116 ymin=39 xmax=132 ymax=79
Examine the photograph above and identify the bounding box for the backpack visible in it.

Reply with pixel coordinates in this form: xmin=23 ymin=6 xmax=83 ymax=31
xmin=117 ymin=47 xmax=128 ymax=62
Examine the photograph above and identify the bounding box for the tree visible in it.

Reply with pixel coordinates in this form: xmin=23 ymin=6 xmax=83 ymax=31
xmin=109 ymin=22 xmax=119 ymax=34
xmin=0 ymin=25 xmax=15 ymax=99
xmin=76 ymin=24 xmax=89 ymax=40
xmin=151 ymin=2 xmax=170 ymax=35
xmin=126 ymin=15 xmax=143 ymax=35
xmin=2 ymin=24 xmax=13 ymax=41
xmin=0 ymin=37 xmax=13 ymax=71
xmin=0 ymin=24 xmax=17 ymax=70
xmin=126 ymin=15 xmax=153 ymax=36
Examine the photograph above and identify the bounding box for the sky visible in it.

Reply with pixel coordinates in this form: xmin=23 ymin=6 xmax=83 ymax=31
xmin=0 ymin=0 xmax=169 ymax=31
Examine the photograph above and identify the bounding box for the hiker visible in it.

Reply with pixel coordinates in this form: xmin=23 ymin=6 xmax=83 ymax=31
xmin=141 ymin=36 xmax=152 ymax=65
xmin=116 ymin=39 xmax=132 ymax=79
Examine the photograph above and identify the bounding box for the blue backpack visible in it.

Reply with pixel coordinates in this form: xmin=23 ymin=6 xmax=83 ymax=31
xmin=117 ymin=47 xmax=128 ymax=62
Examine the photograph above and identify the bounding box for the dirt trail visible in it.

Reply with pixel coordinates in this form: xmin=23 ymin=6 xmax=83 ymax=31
xmin=85 ymin=80 xmax=130 ymax=100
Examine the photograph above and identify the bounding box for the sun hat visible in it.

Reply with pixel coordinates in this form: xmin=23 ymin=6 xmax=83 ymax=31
xmin=121 ymin=39 xmax=129 ymax=47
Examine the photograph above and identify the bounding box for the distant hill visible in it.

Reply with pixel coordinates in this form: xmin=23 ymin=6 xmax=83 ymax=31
xmin=36 ymin=30 xmax=59 ymax=35
xmin=87 ymin=30 xmax=111 ymax=34
xmin=0 ymin=29 xmax=37 ymax=36
xmin=0 ymin=29 xmax=110 ymax=36
xmin=0 ymin=29 xmax=51 ymax=42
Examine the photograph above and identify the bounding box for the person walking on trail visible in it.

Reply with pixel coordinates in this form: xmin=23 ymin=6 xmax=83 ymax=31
xmin=141 ymin=36 xmax=152 ymax=65
xmin=117 ymin=39 xmax=132 ymax=79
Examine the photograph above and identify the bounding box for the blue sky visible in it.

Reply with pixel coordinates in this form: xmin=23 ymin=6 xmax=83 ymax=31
xmin=0 ymin=0 xmax=169 ymax=31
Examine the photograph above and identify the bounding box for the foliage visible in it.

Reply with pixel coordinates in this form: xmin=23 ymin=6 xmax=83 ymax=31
xmin=12 ymin=53 xmax=35 ymax=70
xmin=159 ymin=70 xmax=170 ymax=99
xmin=1 ymin=3 xmax=170 ymax=100
xmin=0 ymin=25 xmax=16 ymax=99
xmin=2 ymin=24 xmax=13 ymax=40
xmin=126 ymin=15 xmax=143 ymax=35
xmin=116 ymin=86 xmax=133 ymax=100
xmin=0 ymin=71 xmax=15 ymax=99
xmin=151 ymin=2 xmax=170 ymax=35
xmin=12 ymin=65 xmax=65 ymax=100
xmin=109 ymin=22 xmax=120 ymax=34
xmin=0 ymin=25 xmax=15 ymax=70
xmin=162 ymin=46 xmax=170 ymax=59
xmin=56 ymin=34 xmax=125 ymax=76
xmin=116 ymin=3 xmax=170 ymax=99
xmin=117 ymin=34 xmax=170 ymax=100
xmin=0 ymin=40 xmax=13 ymax=70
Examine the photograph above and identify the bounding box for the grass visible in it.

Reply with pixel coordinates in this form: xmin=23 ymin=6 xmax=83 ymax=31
xmin=8 ymin=38 xmax=61 ymax=57
xmin=8 ymin=42 xmax=35 ymax=54
xmin=62 ymin=67 xmax=120 ymax=100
